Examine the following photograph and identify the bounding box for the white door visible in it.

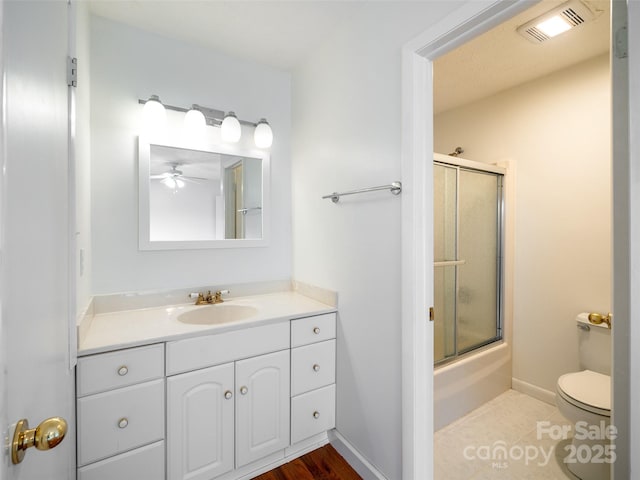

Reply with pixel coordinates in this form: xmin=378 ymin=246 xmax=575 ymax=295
xmin=235 ymin=350 xmax=289 ymax=468
xmin=1 ymin=1 xmax=75 ymax=478
xmin=167 ymin=363 xmax=235 ymax=480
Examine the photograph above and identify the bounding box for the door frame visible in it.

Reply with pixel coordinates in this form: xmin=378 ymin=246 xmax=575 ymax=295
xmin=0 ymin=0 xmax=7 ymax=475
xmin=400 ymin=1 xmax=635 ymax=478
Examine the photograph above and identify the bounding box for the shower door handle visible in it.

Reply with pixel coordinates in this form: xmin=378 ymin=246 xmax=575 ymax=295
xmin=434 ymin=260 xmax=466 ymax=267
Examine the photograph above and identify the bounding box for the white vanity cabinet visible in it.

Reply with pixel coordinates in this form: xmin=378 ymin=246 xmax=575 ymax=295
xmin=77 ymin=306 xmax=337 ymax=480
xmin=76 ymin=344 xmax=165 ymax=480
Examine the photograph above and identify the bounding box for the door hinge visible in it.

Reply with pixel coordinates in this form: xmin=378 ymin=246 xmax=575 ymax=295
xmin=615 ymin=25 xmax=628 ymax=59
xmin=67 ymin=57 xmax=78 ymax=87
xmin=429 ymin=307 xmax=435 ymax=322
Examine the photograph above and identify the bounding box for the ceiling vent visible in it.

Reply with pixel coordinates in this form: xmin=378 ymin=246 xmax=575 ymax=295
xmin=516 ymin=0 xmax=600 ymax=44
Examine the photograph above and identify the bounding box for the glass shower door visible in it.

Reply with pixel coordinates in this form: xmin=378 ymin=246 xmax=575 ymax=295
xmin=433 ymin=164 xmax=457 ymax=363
xmin=457 ymin=169 xmax=500 ymax=353
xmin=434 ymin=161 xmax=503 ymax=364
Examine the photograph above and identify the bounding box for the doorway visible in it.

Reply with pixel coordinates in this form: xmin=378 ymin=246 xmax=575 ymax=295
xmin=400 ymin=1 xmax=632 ymax=478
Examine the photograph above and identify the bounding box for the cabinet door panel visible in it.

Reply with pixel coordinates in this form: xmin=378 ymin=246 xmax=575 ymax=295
xmin=235 ymin=350 xmax=290 ymax=467
xmin=167 ymin=363 xmax=234 ymax=480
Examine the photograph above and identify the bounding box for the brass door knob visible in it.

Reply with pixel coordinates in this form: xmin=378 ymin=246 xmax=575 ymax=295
xmin=12 ymin=417 xmax=68 ymax=464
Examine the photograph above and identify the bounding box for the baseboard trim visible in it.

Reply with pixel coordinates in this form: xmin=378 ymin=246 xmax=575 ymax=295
xmin=512 ymin=377 xmax=556 ymax=406
xmin=328 ymin=430 xmax=387 ymax=480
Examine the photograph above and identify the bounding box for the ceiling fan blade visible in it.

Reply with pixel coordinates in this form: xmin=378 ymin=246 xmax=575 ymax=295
xmin=150 ymin=173 xmax=170 ymax=179
xmin=182 ymin=175 xmax=210 ymax=181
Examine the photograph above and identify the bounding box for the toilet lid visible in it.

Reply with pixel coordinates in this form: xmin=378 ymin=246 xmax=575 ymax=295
xmin=558 ymin=370 xmax=611 ymax=416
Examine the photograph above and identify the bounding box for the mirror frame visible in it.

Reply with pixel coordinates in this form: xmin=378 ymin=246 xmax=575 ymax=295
xmin=138 ymin=135 xmax=270 ymax=250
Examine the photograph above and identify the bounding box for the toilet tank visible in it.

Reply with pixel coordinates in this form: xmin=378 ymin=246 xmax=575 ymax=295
xmin=577 ymin=312 xmax=612 ymax=375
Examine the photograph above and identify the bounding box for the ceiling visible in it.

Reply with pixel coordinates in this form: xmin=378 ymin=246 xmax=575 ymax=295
xmin=433 ymin=0 xmax=610 ymax=114
xmin=88 ymin=1 xmax=610 ymax=113
xmin=87 ymin=0 xmax=361 ymax=71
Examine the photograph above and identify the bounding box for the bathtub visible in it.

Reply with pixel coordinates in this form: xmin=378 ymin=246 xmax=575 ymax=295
xmin=434 ymin=342 xmax=511 ymax=431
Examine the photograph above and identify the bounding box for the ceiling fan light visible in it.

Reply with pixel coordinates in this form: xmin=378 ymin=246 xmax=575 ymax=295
xmin=254 ymin=119 xmax=273 ymax=148
xmin=221 ymin=111 xmax=241 ymax=143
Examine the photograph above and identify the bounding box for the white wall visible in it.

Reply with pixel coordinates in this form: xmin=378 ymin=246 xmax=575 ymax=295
xmin=292 ymin=3 xmax=461 ymax=478
xmin=90 ymin=16 xmax=291 ymax=294
xmin=434 ymin=54 xmax=612 ymax=394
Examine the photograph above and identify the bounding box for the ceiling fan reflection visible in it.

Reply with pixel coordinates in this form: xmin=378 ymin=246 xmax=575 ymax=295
xmin=150 ymin=164 xmax=209 ymax=190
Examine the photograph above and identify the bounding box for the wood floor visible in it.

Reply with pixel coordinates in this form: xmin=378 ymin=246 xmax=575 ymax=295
xmin=252 ymin=445 xmax=362 ymax=480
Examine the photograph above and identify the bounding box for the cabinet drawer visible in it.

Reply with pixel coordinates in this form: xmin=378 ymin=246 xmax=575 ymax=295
xmin=291 ymin=340 xmax=336 ymax=396
xmin=77 ymin=344 xmax=164 ymax=397
xmin=77 ymin=379 xmax=165 ymax=466
xmin=77 ymin=441 xmax=164 ymax=480
xmin=291 ymin=384 xmax=335 ymax=444
xmin=166 ymin=322 xmax=289 ymax=375
xmin=291 ymin=313 xmax=336 ymax=347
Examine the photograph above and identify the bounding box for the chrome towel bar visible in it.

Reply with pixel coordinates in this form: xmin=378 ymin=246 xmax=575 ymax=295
xmin=322 ymin=181 xmax=402 ymax=203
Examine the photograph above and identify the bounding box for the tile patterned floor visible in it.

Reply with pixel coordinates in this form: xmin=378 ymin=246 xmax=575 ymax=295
xmin=435 ymin=390 xmax=579 ymax=479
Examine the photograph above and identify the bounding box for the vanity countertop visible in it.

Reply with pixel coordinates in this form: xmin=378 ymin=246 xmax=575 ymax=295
xmin=79 ymin=291 xmax=336 ymax=356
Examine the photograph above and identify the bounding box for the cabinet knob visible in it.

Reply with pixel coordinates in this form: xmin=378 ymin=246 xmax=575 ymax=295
xmin=117 ymin=366 xmax=128 ymax=376
xmin=313 ymin=411 xmax=320 ymax=419
xmin=224 ymin=390 xmax=233 ymax=400
xmin=313 ymin=327 xmax=320 ymax=334
xmin=313 ymin=364 xmax=320 ymax=372
xmin=240 ymin=386 xmax=248 ymax=395
xmin=118 ymin=418 xmax=129 ymax=429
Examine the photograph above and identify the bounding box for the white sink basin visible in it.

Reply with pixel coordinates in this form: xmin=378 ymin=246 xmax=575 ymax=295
xmin=178 ymin=304 xmax=258 ymax=325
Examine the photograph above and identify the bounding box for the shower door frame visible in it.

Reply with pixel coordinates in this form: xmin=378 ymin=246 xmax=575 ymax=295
xmin=433 ymin=154 xmax=505 ymax=365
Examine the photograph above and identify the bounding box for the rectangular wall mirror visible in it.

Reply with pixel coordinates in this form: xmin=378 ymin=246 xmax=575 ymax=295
xmin=138 ymin=136 xmax=270 ymax=250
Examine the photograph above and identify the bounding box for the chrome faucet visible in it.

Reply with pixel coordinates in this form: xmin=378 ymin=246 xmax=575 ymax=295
xmin=189 ymin=290 xmax=230 ymax=305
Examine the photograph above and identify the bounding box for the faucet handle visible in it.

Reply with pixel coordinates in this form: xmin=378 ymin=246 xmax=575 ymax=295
xmin=214 ymin=290 xmax=230 ymax=303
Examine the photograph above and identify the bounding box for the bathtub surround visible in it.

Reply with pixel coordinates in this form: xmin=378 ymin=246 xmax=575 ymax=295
xmin=435 ymin=53 xmax=611 ymax=401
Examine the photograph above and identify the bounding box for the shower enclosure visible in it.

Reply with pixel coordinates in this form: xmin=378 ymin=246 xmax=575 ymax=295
xmin=434 ymin=155 xmax=504 ymax=364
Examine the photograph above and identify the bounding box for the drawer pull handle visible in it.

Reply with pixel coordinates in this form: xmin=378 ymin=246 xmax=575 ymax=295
xmin=118 ymin=418 xmax=129 ymax=429
xmin=313 ymin=411 xmax=320 ymax=419
xmin=313 ymin=364 xmax=320 ymax=372
xmin=117 ymin=366 xmax=128 ymax=376
xmin=224 ymin=390 xmax=233 ymax=400
xmin=240 ymin=386 xmax=248 ymax=395
xmin=313 ymin=327 xmax=320 ymax=334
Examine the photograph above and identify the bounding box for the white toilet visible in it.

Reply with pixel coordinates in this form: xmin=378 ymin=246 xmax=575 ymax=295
xmin=556 ymin=312 xmax=612 ymax=480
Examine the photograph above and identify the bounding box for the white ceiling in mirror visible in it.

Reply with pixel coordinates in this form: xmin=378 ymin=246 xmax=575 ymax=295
xmin=434 ymin=0 xmax=610 ymax=114
xmin=150 ymin=144 xmax=222 ymax=181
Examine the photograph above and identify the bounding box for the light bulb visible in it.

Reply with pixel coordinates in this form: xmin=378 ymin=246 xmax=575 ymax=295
xmin=176 ymin=178 xmax=185 ymax=189
xmin=184 ymin=105 xmax=206 ymax=133
xmin=254 ymin=118 xmax=273 ymax=148
xmin=161 ymin=177 xmax=176 ymax=189
xmin=221 ymin=111 xmax=241 ymax=143
xmin=142 ymin=94 xmax=166 ymax=134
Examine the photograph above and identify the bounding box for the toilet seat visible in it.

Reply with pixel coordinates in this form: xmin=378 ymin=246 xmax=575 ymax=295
xmin=557 ymin=370 xmax=611 ymax=417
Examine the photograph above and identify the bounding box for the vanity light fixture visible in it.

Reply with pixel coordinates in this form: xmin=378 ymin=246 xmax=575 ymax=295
xmin=254 ymin=119 xmax=273 ymax=148
xmin=516 ymin=0 xmax=599 ymax=44
xmin=184 ymin=104 xmax=206 ymax=131
xmin=221 ymin=111 xmax=241 ymax=143
xmin=138 ymin=96 xmax=273 ymax=148
xmin=142 ymin=94 xmax=166 ymax=132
